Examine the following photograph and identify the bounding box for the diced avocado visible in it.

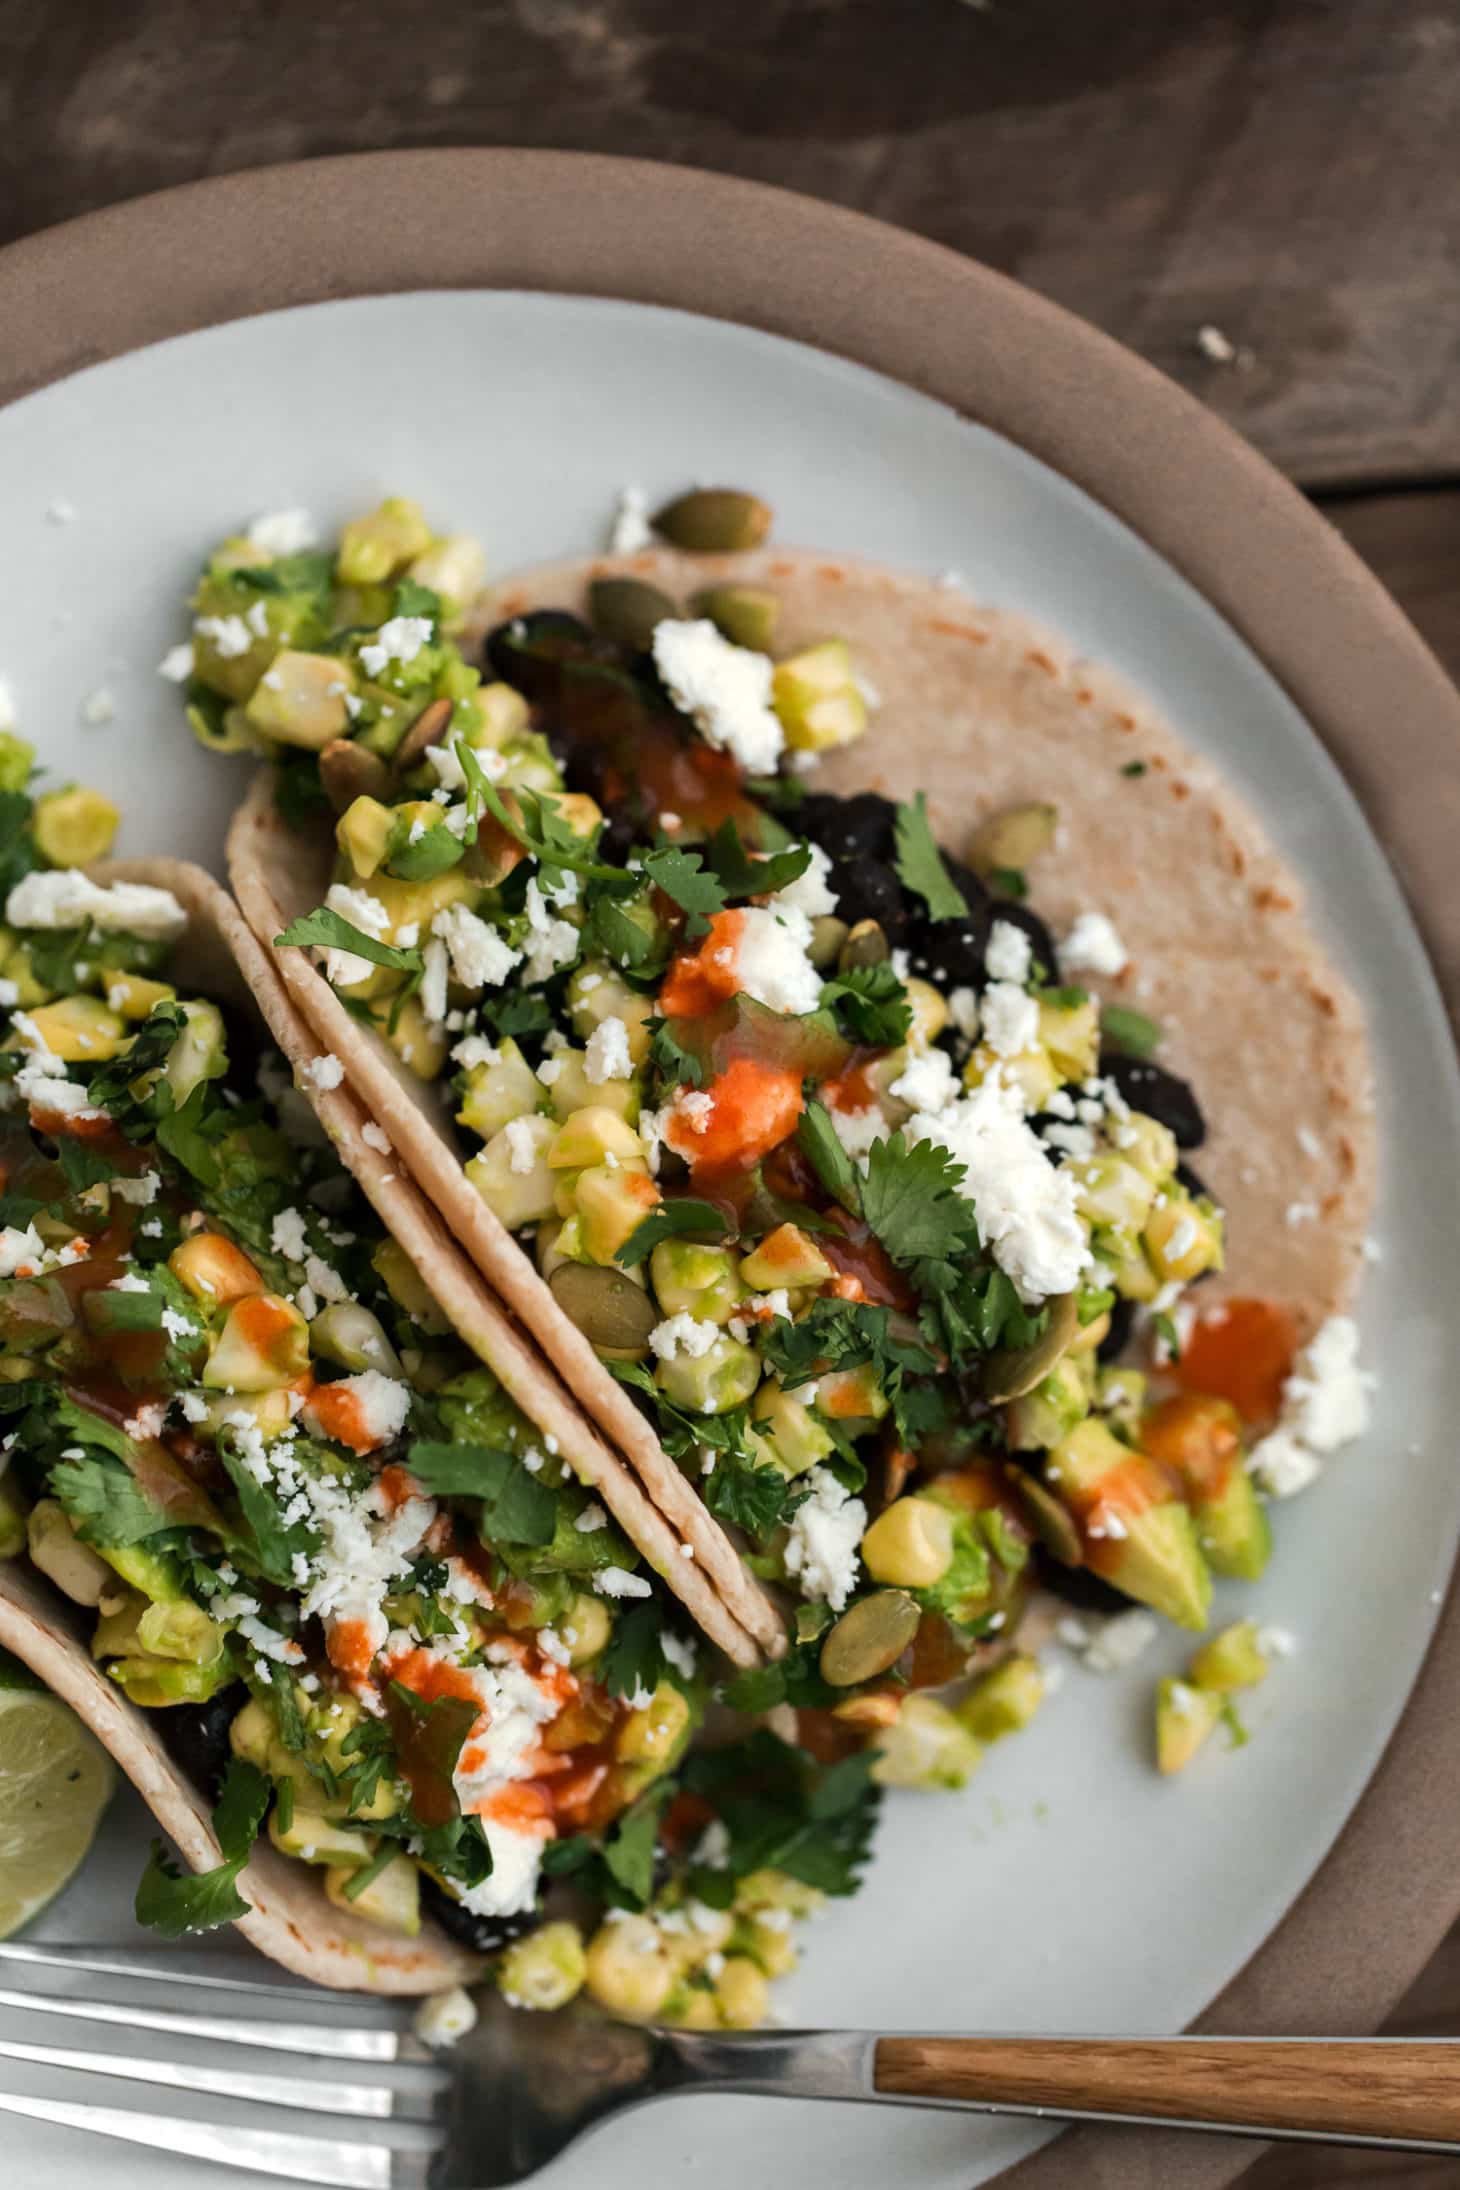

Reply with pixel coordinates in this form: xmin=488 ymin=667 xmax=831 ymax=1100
xmin=168 ymin=1231 xmax=264 ymax=1304
xmin=105 ymin=971 xmax=176 ymax=1021
xmin=383 ymin=992 xmax=448 ymax=1080
xmin=656 ymin=1332 xmax=760 ymax=1415
xmin=1155 ymin=1677 xmax=1222 ymax=1774
xmin=860 ymin=1496 xmax=956 ymax=1587
xmin=749 ymin=1382 xmax=836 ymax=1479
xmin=575 ymin=1164 xmax=660 ymax=1265
xmin=739 ymin=1223 xmax=834 ymax=1291
xmin=133 ymin=1598 xmax=227 ymax=1666
xmin=1048 ymin=1418 xmax=1212 ymax=1632
xmin=1037 ymin=993 xmax=1099 ymax=1082
xmin=651 ymin=1239 xmax=744 ymax=1326
xmin=336 ymin=794 xmax=394 ymax=881
xmin=1100 ymin=1231 xmax=1162 ymax=1304
xmin=771 ymin=640 xmax=868 ymax=753
xmin=309 ymin=1302 xmax=403 ymax=1377
xmin=0 ymin=1471 xmax=27 ymax=1558
xmin=164 ymin=999 xmax=227 ymax=1108
xmin=109 ymin=1655 xmax=236 ymax=1706
xmin=407 ymin=535 xmax=487 ymax=625
xmin=189 ymin=578 xmax=278 ymax=700
xmin=33 ymin=786 xmax=120 ymax=866
xmin=24 ymin=995 xmax=127 ymax=1064
xmin=1095 ymin=1366 xmax=1146 ymax=1441
xmin=1075 ymin=1154 xmax=1158 ymax=1234
xmin=337 ymin=498 xmax=433 ymax=585
xmin=545 ymin=1047 xmax=638 ymax=1125
xmin=372 ymin=1238 xmax=450 ymax=1333
xmin=98 ymin=1541 xmax=185 ymax=1605
xmin=1007 ymin=1357 xmax=1090 ymax=1453
xmin=196 ymin=1386 xmax=297 ymax=1443
xmin=229 ymin=1697 xmax=276 ymax=1772
xmin=497 ymin=729 xmax=562 ymax=796
xmin=245 ymin=651 xmax=356 ymax=750
xmin=1142 ymin=1394 xmax=1269 ymax=1582
xmin=27 ymin=1499 xmax=116 ymax=1607
xmin=203 ymin=1293 xmax=311 ymax=1392
xmin=456 ymin=1037 xmax=542 ymax=1140
xmin=815 ymin=1362 xmax=890 ymax=1426
xmin=91 ymin=1591 xmax=149 ymax=1660
xmin=1188 ymin=1620 xmax=1269 ymax=1695
xmin=548 ymin=1105 xmax=644 ymax=1172
xmin=964 ymin=1038 xmax=1060 ymax=1111
xmin=466 ymin=1114 xmax=559 ymax=1231
xmin=872 ymin=1695 xmax=982 ymax=1791
xmin=369 ymin=866 xmax=476 ymax=938
xmin=1118 ymin=1112 xmax=1179 ymax=1184
xmin=958 ymin=1655 xmax=1045 ymax=1743
xmin=567 ymin=964 xmax=654 ymax=1066
xmin=270 ymin=1806 xmax=370 ymax=1867
xmin=325 ymin=1851 xmax=421 ymax=1935
xmin=1143 ymin=1190 xmax=1225 ymax=1284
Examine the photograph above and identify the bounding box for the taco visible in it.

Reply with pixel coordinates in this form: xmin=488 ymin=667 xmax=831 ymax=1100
xmin=0 ymin=793 xmax=858 ymax=2011
xmin=185 ymin=493 xmax=1375 ymax=1776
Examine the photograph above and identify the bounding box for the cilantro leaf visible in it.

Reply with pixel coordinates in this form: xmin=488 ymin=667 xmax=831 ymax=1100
xmin=1100 ymin=1003 xmax=1162 ymax=1058
xmin=457 ymin=752 xmax=618 ymax=883
xmin=391 ymin=578 xmax=442 ymax=624
xmin=640 ymin=845 xmax=727 ymax=939
xmin=819 ymin=961 xmax=913 ymax=1048
xmin=616 ymin=1200 xmax=730 ymax=1269
xmin=274 ymin=749 xmax=332 ymax=829
xmin=893 ymin=794 xmax=967 ymax=921
xmin=407 ymin=1440 xmax=557 ymax=1547
xmin=216 ymin=1428 xmax=319 ymax=1589
xmin=681 ymin=1732 xmax=879 ymax=1897
xmin=384 ymin=1682 xmax=481 ymax=1828
xmin=586 ymin=888 xmax=666 ymax=976
xmin=598 ymin=1599 xmax=670 ymax=1702
xmin=57 ymin=1139 xmax=114 ymax=1192
xmin=794 ymin=1100 xmax=860 ymax=1210
xmin=275 ymin=907 xmax=424 ymax=976
xmin=49 ymin=1454 xmax=175 ymax=1549
xmin=603 ymin=1785 xmax=673 ymax=1904
xmin=860 ymin=1134 xmax=978 ymax=1263
xmin=704 ymin=821 xmax=812 ymax=900
xmin=134 ymin=1758 xmax=268 ymax=1939
xmin=86 ymin=1004 xmax=187 ymax=1120
xmin=703 ymin=1450 xmax=805 ymax=1540
xmin=648 ymin=1016 xmax=705 ymax=1089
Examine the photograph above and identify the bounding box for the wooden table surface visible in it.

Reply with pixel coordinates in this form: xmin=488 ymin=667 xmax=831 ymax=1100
xmin=2 ymin=1 xmax=1457 ymax=2179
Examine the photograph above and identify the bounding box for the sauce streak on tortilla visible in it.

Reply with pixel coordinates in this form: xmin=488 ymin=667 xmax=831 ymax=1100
xmin=1174 ymin=1298 xmax=1298 ymax=1426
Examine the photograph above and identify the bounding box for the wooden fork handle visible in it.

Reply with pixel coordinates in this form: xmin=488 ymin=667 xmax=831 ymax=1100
xmin=874 ymin=2037 xmax=1460 ymax=2145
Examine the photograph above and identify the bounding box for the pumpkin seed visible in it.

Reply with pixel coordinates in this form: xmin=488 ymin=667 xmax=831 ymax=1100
xmin=588 ymin=577 xmax=680 ymax=651
xmin=966 ymin=801 xmax=1058 ymax=880
xmin=1003 ymin=1464 xmax=1084 ymax=1568
xmin=319 ymin=738 xmax=392 ymax=813
xmin=837 ymin=918 xmax=889 ymax=972
xmin=652 ymin=489 xmax=772 ymax=554
xmin=549 ymin=1262 xmax=659 ymax=1356
xmin=808 ymin=914 xmax=849 ymax=970
xmin=690 ymin=585 xmax=780 ymax=652
xmin=981 ymin=1290 xmax=1080 ymax=1403
xmin=819 ymin=1589 xmax=921 ymax=1687
xmin=391 ymin=696 xmax=454 ymax=774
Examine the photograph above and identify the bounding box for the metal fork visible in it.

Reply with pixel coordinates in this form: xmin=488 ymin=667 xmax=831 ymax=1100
xmin=2 ymin=1941 xmax=1459 ymax=2184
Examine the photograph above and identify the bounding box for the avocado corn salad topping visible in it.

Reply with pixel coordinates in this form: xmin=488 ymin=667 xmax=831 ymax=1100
xmin=171 ymin=494 xmax=1370 ymax=1798
xmin=0 ymin=768 xmax=871 ymax=2018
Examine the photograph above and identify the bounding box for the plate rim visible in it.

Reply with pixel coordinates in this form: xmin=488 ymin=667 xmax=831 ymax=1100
xmin=2 ymin=148 xmax=1458 ymax=2190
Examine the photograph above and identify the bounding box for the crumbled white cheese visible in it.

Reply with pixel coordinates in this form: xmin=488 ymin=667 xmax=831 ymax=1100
xmin=319 ymin=884 xmax=391 ymax=987
xmin=0 ymin=1224 xmax=49 ymax=1278
xmin=985 ymin=919 xmax=1032 ymax=985
xmin=420 ymin=937 xmax=449 ymax=1024
xmin=826 ymin=1102 xmax=885 ymax=1163
xmin=247 ymin=508 xmax=319 ymax=556
xmin=980 ymin=981 xmax=1040 ymax=1058
xmin=607 ymin=484 xmax=653 ymax=553
xmin=908 ymin=1071 xmax=1090 ymax=1300
xmin=769 ymin=842 xmax=838 ymax=921
xmin=662 ymin=1630 xmax=699 ymax=1680
xmin=452 ymin=1033 xmax=502 ymax=1073
xmin=594 ymin=1566 xmax=654 ymax=1599
xmin=585 ymin=1015 xmax=633 ymax=1084
xmin=781 ymin=1467 xmax=865 ymax=1612
xmin=503 ymin=1116 xmax=543 ymax=1176
xmin=357 ymin=616 xmax=433 ymax=678
xmin=6 ymin=869 xmax=186 ymax=940
xmin=111 ymin=1170 xmax=160 ymax=1205
xmin=432 ymin=902 xmax=521 ymax=992
xmin=1080 ymin=1609 xmax=1158 ymax=1674
xmin=81 ymin=687 xmax=115 ymax=727
xmin=1197 ymin=323 xmax=1238 ymax=363
xmin=1248 ymin=1315 xmax=1372 ymax=1498
xmin=0 ymin=680 xmax=13 ymax=731
xmin=948 ymin=986 xmax=979 ymax=1042
xmin=889 ymin=1047 xmax=959 ymax=1115
xmin=650 ymin=1312 xmax=720 ymax=1363
xmin=304 ymin=1370 xmax=411 ymax=1453
xmin=158 ymin=642 xmax=195 ymax=684
xmin=361 ymin=1121 xmax=392 ymax=1155
xmin=271 ymin=1207 xmax=310 ymax=1263
xmin=303 ymin=1053 xmax=345 ymax=1092
xmin=574 ymin=1503 xmax=608 ymax=1534
xmin=1061 ymin=911 xmax=1128 ymax=978
xmin=46 ymin=498 xmax=76 ymax=524
xmin=725 ymin=904 xmax=822 ymax=1015
xmin=1257 ymin=1624 xmax=1297 ymax=1660
xmin=520 ymin=878 xmax=579 ymax=985
xmin=193 ymin=613 xmax=254 ymax=660
xmin=651 ymin=619 xmax=784 ymax=776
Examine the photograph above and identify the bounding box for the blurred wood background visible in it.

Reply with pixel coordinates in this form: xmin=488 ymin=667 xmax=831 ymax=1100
xmin=1 ymin=0 xmax=1457 ymax=2180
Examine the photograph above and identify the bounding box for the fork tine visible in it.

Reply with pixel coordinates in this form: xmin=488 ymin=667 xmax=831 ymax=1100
xmin=0 ymin=1985 xmax=407 ymax=2061
xmin=0 ymin=2089 xmax=422 ymax=2187
xmin=0 ymin=1940 xmax=342 ymax=1999
xmin=0 ymin=2034 xmax=443 ymax=2124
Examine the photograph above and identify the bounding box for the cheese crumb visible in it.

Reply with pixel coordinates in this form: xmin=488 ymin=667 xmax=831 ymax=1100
xmin=1061 ymin=911 xmax=1128 ymax=978
xmin=781 ymin=1467 xmax=865 ymax=1611
xmin=651 ymin=619 xmax=784 ymax=776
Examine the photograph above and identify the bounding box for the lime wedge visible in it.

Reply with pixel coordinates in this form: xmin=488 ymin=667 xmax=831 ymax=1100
xmin=0 ymin=1685 xmax=116 ymax=1936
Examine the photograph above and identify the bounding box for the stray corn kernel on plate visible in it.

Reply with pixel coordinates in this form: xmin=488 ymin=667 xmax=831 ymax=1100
xmin=1 ymin=274 xmax=1455 ymax=2190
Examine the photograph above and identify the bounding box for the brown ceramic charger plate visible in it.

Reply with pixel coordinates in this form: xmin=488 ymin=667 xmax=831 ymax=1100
xmin=1 ymin=150 xmax=1459 ymax=2187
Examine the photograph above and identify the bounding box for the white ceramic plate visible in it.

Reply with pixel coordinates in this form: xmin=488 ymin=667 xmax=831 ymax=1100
xmin=4 ymin=287 xmax=1458 ymax=2190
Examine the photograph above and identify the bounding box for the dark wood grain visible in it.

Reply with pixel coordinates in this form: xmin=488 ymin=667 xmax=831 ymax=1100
xmin=1 ymin=0 xmax=1458 ymax=489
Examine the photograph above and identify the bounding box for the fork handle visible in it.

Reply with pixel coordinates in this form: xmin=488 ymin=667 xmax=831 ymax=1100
xmin=874 ymin=2036 xmax=1460 ymax=2147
